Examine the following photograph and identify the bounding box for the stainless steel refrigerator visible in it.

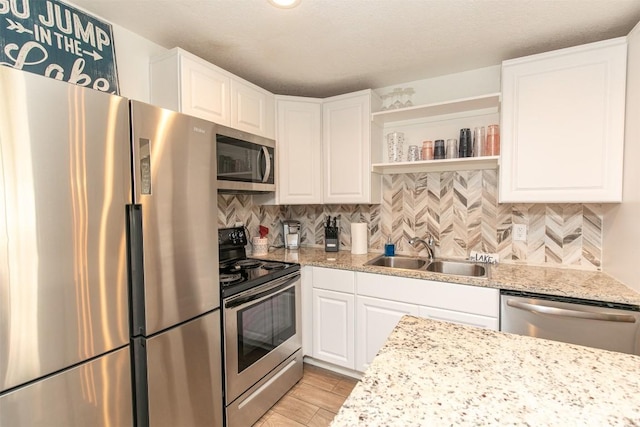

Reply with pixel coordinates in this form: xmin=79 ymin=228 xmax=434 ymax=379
xmin=0 ymin=65 xmax=133 ymax=425
xmin=128 ymin=100 xmax=222 ymax=427
xmin=0 ymin=66 xmax=223 ymax=426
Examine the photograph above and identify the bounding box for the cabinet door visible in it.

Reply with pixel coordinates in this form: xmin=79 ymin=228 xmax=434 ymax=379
xmin=231 ymin=79 xmax=275 ymax=138
xmin=418 ymin=306 xmax=498 ymax=330
xmin=323 ymin=90 xmax=381 ymax=204
xmin=312 ymin=289 xmax=355 ymax=369
xmin=180 ymin=56 xmax=230 ymax=126
xmin=500 ymin=38 xmax=627 ymax=202
xmin=355 ymin=296 xmax=419 ymax=372
xmin=276 ymin=97 xmax=323 ymax=204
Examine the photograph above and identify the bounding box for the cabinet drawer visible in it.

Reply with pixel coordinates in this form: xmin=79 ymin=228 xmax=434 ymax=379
xmin=356 ymin=272 xmax=498 ymax=317
xmin=312 ymin=267 xmax=355 ymax=293
xmin=418 ymin=306 xmax=498 ymax=330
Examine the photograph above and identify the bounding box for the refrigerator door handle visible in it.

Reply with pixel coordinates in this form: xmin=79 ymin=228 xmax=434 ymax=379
xmin=138 ymin=138 xmax=152 ymax=196
xmin=506 ymin=299 xmax=637 ymax=323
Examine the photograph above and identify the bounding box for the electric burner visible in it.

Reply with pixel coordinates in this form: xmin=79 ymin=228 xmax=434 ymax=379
xmin=262 ymin=262 xmax=286 ymax=271
xmin=235 ymin=259 xmax=263 ymax=269
xmin=220 ymin=273 xmax=242 ymax=286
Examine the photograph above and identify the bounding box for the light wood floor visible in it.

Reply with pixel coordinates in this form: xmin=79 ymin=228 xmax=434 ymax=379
xmin=253 ymin=363 xmax=359 ymax=427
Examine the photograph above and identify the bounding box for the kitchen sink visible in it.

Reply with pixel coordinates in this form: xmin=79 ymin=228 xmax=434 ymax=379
xmin=425 ymin=260 xmax=486 ymax=277
xmin=365 ymin=255 xmax=427 ymax=270
xmin=365 ymin=255 xmax=487 ymax=277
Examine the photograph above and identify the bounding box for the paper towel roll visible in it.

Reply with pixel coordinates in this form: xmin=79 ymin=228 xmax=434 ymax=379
xmin=351 ymin=222 xmax=368 ymax=254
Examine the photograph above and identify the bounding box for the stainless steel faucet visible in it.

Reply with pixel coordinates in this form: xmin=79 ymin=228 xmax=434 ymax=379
xmin=408 ymin=234 xmax=435 ymax=260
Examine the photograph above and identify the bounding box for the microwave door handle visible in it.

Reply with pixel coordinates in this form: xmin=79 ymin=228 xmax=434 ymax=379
xmin=256 ymin=148 xmax=264 ymax=180
xmin=260 ymin=146 xmax=271 ymax=183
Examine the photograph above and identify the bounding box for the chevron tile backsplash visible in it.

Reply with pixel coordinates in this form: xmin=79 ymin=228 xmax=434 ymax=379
xmin=218 ymin=169 xmax=602 ymax=269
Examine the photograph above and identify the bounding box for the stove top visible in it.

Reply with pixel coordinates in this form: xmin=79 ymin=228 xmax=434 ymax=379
xmin=219 ymin=227 xmax=300 ymax=298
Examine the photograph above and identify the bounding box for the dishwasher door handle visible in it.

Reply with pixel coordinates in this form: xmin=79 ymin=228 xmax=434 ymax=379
xmin=506 ymin=299 xmax=637 ymax=323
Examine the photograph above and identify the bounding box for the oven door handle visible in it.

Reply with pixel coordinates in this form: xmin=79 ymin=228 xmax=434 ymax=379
xmin=224 ymin=272 xmax=300 ymax=310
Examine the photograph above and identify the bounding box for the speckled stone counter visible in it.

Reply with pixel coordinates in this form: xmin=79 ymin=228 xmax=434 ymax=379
xmin=330 ymin=315 xmax=640 ymax=426
xmin=254 ymin=247 xmax=640 ymax=306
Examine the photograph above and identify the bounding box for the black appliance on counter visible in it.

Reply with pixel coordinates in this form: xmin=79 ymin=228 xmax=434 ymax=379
xmin=324 ymin=215 xmax=340 ymax=252
xmin=218 ymin=227 xmax=303 ymax=427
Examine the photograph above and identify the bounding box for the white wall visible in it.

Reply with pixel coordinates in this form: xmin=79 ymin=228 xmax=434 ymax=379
xmin=111 ymin=24 xmax=166 ymax=102
xmin=67 ymin=1 xmax=166 ymax=102
xmin=374 ymin=65 xmax=501 ymax=105
xmin=603 ymin=22 xmax=640 ymax=292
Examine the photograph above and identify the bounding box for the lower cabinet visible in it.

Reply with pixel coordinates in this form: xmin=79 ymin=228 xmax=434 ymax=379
xmin=310 ymin=267 xmax=356 ymax=369
xmin=417 ymin=305 xmax=499 ymax=329
xmin=355 ymin=296 xmax=419 ymax=372
xmin=312 ymin=289 xmax=355 ymax=369
xmin=354 ymin=272 xmax=499 ymax=372
xmin=307 ymin=267 xmax=499 ymax=373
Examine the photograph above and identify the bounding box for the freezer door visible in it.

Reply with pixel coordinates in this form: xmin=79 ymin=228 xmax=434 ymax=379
xmin=0 ymin=346 xmax=132 ymax=426
xmin=132 ymin=310 xmax=223 ymax=427
xmin=129 ymin=101 xmax=219 ymax=336
xmin=0 ymin=67 xmax=131 ymax=392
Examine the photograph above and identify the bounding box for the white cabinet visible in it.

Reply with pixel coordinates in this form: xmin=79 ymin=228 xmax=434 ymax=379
xmin=150 ymin=48 xmax=275 ymax=139
xmin=151 ymin=48 xmax=230 ymax=126
xmin=417 ymin=306 xmax=499 ymax=329
xmin=355 ymin=296 xmax=419 ymax=372
xmin=311 ymin=267 xmax=356 ymax=369
xmin=312 ymin=289 xmax=355 ymax=369
xmin=230 ymin=79 xmax=275 ymax=138
xmin=323 ymin=90 xmax=382 ymax=204
xmin=257 ymin=90 xmax=381 ymax=205
xmin=275 ymin=96 xmax=323 ymax=204
xmin=500 ymin=38 xmax=627 ymax=203
xmin=354 ymin=271 xmax=499 ymax=372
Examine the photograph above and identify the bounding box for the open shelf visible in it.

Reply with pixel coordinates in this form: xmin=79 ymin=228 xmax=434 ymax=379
xmin=372 ymin=156 xmax=499 ymax=174
xmin=371 ymin=93 xmax=501 ymax=125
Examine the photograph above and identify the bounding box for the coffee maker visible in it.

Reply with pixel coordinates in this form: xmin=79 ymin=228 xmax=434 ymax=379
xmin=283 ymin=220 xmax=301 ymax=250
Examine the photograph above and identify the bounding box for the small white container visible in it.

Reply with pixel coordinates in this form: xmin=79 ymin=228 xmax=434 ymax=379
xmin=252 ymin=237 xmax=268 ymax=256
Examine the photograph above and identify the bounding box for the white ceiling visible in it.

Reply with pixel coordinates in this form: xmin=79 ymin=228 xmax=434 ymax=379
xmin=71 ymin=0 xmax=640 ymax=98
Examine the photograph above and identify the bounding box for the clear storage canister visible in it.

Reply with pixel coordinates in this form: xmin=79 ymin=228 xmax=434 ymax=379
xmin=387 ymin=132 xmax=405 ymax=162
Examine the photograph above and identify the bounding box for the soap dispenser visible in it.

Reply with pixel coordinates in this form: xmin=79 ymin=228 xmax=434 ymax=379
xmin=384 ymin=236 xmax=395 ymax=256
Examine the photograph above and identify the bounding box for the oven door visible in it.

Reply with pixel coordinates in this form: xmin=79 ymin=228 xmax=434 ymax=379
xmin=223 ymin=272 xmax=301 ymax=404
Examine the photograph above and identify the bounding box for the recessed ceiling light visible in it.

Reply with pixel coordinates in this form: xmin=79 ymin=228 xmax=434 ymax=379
xmin=268 ymin=0 xmax=301 ymax=8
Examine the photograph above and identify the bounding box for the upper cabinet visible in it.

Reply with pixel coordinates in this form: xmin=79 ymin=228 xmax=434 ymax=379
xmin=323 ymin=90 xmax=382 ymax=204
xmin=230 ymin=78 xmax=275 ymax=138
xmin=150 ymin=48 xmax=230 ymax=126
xmin=259 ymin=90 xmax=382 ymax=205
xmin=275 ymin=96 xmax=323 ymax=204
xmin=500 ymin=38 xmax=627 ymax=203
xmin=150 ymin=48 xmax=275 ymax=139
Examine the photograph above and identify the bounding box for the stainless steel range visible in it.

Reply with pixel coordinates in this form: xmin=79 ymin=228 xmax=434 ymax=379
xmin=219 ymin=227 xmax=303 ymax=427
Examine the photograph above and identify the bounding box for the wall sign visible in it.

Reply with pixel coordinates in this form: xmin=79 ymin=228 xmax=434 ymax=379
xmin=0 ymin=0 xmax=119 ymax=94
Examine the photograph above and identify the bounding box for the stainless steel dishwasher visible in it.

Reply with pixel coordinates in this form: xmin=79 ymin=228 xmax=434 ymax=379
xmin=500 ymin=290 xmax=640 ymax=355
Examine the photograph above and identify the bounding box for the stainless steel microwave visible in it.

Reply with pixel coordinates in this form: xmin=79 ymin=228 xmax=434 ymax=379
xmin=216 ymin=125 xmax=275 ymax=193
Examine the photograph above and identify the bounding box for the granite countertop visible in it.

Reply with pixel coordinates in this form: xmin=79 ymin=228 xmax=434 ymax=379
xmin=330 ymin=315 xmax=640 ymax=426
xmin=254 ymin=247 xmax=640 ymax=306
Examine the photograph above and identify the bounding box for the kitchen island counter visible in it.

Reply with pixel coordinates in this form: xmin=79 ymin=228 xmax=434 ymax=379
xmin=254 ymin=247 xmax=640 ymax=306
xmin=330 ymin=315 xmax=640 ymax=426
